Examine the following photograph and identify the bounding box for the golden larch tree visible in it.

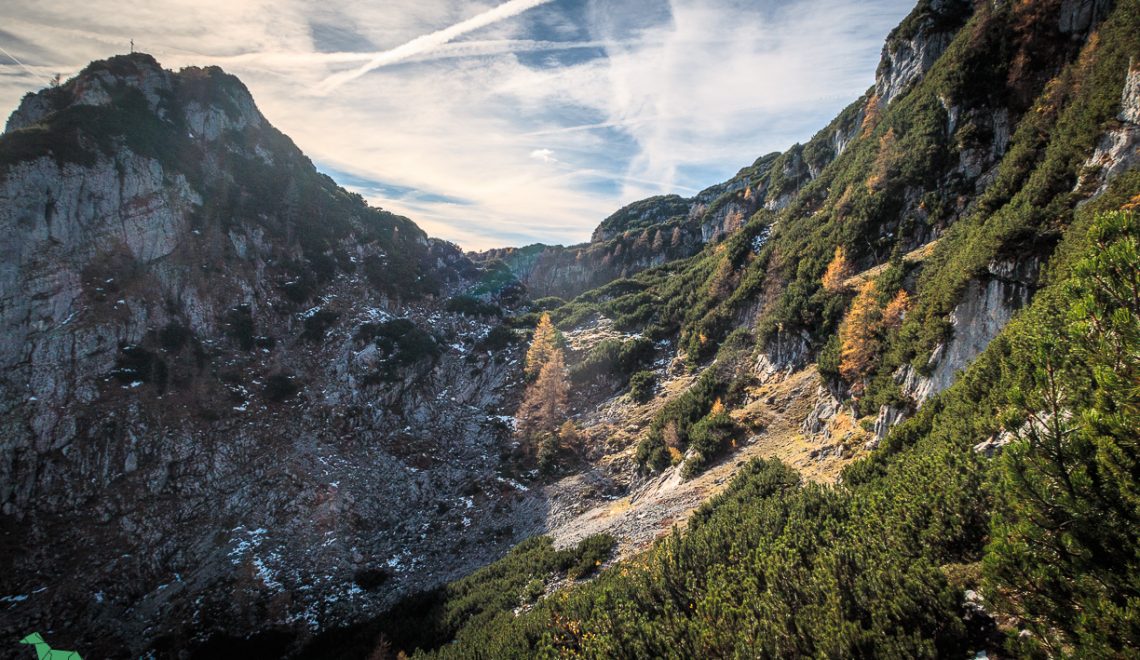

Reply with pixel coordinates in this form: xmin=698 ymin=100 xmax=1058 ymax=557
xmin=866 ymin=128 xmax=900 ymax=192
xmin=822 ymin=246 xmax=855 ymax=293
xmin=670 ymin=226 xmax=684 ymax=248
xmin=558 ymin=420 xmax=581 ymax=454
xmin=525 ymin=312 xmax=559 ymax=379
xmin=516 ymin=348 xmax=570 ymax=452
xmin=860 ymin=94 xmax=882 ymax=137
xmin=883 ymin=289 xmax=911 ymax=330
xmin=839 ymin=280 xmax=883 ymax=393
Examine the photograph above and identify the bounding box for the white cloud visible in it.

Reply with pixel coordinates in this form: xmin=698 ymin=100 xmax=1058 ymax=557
xmin=0 ymin=0 xmax=915 ymax=250
xmin=529 ymin=148 xmax=556 ymax=163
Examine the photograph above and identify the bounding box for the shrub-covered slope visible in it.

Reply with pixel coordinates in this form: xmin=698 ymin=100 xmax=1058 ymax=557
xmin=339 ymin=0 xmax=1140 ymax=656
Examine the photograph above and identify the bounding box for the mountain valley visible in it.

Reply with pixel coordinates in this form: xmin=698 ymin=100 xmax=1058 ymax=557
xmin=1 ymin=0 xmax=1139 ymax=657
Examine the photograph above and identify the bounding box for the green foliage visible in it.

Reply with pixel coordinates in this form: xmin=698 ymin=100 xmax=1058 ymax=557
xmin=158 ymin=321 xmax=192 ymax=352
xmin=263 ymin=372 xmax=299 ymax=402
xmin=636 ymin=369 xmax=723 ymax=473
xmin=477 ymin=324 xmax=517 ymax=352
xmin=399 ymin=188 xmax=1140 ymax=658
xmin=353 ymin=567 xmax=392 ymax=591
xmin=985 ymin=211 xmax=1140 ymax=654
xmin=444 ymin=295 xmax=502 ymax=318
xmin=680 ymin=408 xmax=737 ymax=478
xmin=223 ymin=305 xmax=254 ymax=351
xmin=469 ymin=259 xmax=522 ymax=299
xmin=297 ymin=534 xmax=616 ymax=658
xmin=569 ymin=336 xmax=654 ymax=388
xmin=536 ymin=432 xmax=562 ymax=474
xmin=529 ymin=296 xmax=566 ymax=311
xmin=300 ymin=309 xmax=339 ymax=343
xmin=636 ymin=329 xmax=754 ymax=475
xmin=112 ymin=343 xmax=168 ymax=391
xmin=593 ymin=194 xmax=691 ymax=239
xmin=817 ymin=333 xmax=842 ymax=381
xmin=628 ymin=370 xmax=657 ymax=403
xmin=356 ymin=319 xmax=441 ymax=381
xmin=394 ymin=3 xmax=1140 ymax=657
xmin=565 ymin=533 xmax=616 ymax=581
xmin=1 ymin=54 xmax=450 ymax=306
xmin=420 ymin=458 xmax=970 ymax=658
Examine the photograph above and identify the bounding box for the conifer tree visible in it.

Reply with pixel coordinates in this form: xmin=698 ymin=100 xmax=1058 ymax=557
xmin=839 ymin=280 xmax=882 ymax=392
xmin=670 ymin=226 xmax=684 ymax=248
xmin=517 ymin=348 xmax=570 ymax=455
xmin=822 ymin=246 xmax=855 ymax=293
xmin=987 ymin=211 xmax=1140 ymax=654
xmin=525 ymin=312 xmax=560 ymax=379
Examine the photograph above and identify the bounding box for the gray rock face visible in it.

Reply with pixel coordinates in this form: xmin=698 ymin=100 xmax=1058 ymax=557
xmin=1078 ymin=63 xmax=1140 ymax=199
xmin=902 ymin=258 xmax=1040 ymax=404
xmin=479 ymin=176 xmax=767 ymax=301
xmin=876 ymin=30 xmax=956 ymax=107
xmin=1058 ymin=0 xmax=1113 ymax=35
xmin=802 ymin=387 xmax=840 ymax=437
xmin=0 ymin=152 xmax=201 ymax=493
xmin=874 ymin=0 xmax=972 ymax=107
xmin=762 ymin=328 xmax=812 ymax=372
xmin=873 ymin=404 xmax=907 ymax=440
xmin=0 ymin=54 xmax=544 ymax=656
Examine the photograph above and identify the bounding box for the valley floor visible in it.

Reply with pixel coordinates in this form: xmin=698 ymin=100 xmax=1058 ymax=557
xmin=544 ymin=363 xmax=864 ymax=559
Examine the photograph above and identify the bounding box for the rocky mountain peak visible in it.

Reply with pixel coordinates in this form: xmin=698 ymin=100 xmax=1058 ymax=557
xmin=6 ymin=53 xmax=263 ymax=140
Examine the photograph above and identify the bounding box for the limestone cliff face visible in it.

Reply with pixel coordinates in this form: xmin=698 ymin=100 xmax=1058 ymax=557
xmin=1079 ymin=61 xmax=1140 ymax=198
xmin=875 ymin=54 xmax=1140 ymax=438
xmin=900 ymin=257 xmax=1041 ymax=405
xmin=875 ymin=0 xmax=972 ymax=107
xmin=0 ymin=54 xmax=539 ymax=656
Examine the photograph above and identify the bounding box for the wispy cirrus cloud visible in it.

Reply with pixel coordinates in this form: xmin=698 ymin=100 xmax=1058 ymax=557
xmin=317 ymin=0 xmax=556 ymax=93
xmin=0 ymin=0 xmax=916 ymax=250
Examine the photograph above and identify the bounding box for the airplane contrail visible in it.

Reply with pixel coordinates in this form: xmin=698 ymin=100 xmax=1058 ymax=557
xmin=317 ymin=0 xmax=555 ymax=94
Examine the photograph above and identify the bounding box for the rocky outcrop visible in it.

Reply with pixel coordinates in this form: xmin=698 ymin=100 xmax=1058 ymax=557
xmin=1058 ymin=0 xmax=1114 ymax=36
xmin=901 ymin=257 xmax=1040 ymax=404
xmin=876 ymin=31 xmax=956 ymax=107
xmin=1078 ymin=61 xmax=1140 ymax=200
xmin=875 ymin=0 xmax=972 ymax=106
xmin=873 ymin=404 xmax=908 ymax=440
xmin=0 ymin=54 xmax=542 ymax=656
xmin=477 ymin=223 xmax=701 ymax=301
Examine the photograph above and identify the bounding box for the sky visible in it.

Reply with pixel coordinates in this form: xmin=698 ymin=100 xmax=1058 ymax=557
xmin=0 ymin=0 xmax=915 ymax=250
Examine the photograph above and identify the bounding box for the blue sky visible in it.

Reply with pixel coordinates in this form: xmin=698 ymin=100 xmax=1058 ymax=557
xmin=0 ymin=0 xmax=915 ymax=249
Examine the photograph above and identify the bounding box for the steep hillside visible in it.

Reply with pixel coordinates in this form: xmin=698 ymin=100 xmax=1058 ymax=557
xmin=297 ymin=0 xmax=1140 ymax=657
xmin=0 ymin=54 xmax=544 ymax=656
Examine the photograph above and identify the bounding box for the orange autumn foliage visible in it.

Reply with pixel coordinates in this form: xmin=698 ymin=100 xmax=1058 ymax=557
xmin=839 ymin=281 xmax=883 ymax=392
xmin=822 ymin=246 xmax=855 ymax=293
xmin=883 ymin=289 xmax=911 ymax=329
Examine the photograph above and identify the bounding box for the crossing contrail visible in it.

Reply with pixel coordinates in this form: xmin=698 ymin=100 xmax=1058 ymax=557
xmin=317 ymin=0 xmax=554 ymax=94
xmin=0 ymin=44 xmax=49 ymax=83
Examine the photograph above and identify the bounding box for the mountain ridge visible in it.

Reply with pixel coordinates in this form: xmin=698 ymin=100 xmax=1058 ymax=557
xmin=0 ymin=0 xmax=1137 ymax=656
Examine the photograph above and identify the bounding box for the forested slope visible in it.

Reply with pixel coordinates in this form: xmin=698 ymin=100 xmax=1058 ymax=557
xmin=323 ymin=0 xmax=1140 ymax=656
